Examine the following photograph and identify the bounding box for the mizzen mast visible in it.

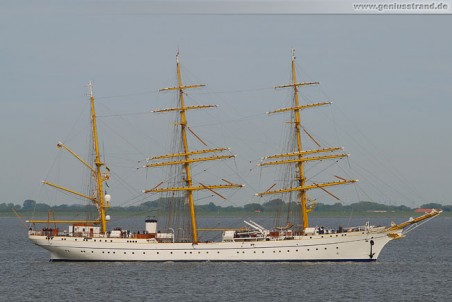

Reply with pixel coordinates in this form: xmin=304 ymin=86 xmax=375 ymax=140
xmin=88 ymin=82 xmax=109 ymax=233
xmin=257 ymin=49 xmax=357 ymax=230
xmin=31 ymin=82 xmax=110 ymax=232
xmin=144 ymin=51 xmax=243 ymax=244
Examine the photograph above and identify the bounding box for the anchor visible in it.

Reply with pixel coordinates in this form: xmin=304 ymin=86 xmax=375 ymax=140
xmin=369 ymin=239 xmax=375 ymax=259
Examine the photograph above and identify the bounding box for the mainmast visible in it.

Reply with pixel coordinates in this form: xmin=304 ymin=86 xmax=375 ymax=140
xmin=257 ymin=49 xmax=357 ymax=230
xmin=144 ymin=51 xmax=243 ymax=244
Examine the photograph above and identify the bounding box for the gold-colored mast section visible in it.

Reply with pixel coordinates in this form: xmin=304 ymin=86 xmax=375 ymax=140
xmin=88 ymin=82 xmax=109 ymax=233
xmin=29 ymin=82 xmax=110 ymax=232
xmin=145 ymin=52 xmax=242 ymax=244
xmin=257 ymin=49 xmax=357 ymax=230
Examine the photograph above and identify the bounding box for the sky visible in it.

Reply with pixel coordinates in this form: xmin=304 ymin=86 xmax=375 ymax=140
xmin=1 ymin=1 xmax=451 ymax=208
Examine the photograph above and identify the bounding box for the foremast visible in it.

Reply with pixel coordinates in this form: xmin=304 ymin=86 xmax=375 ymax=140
xmin=257 ymin=49 xmax=357 ymax=230
xmin=144 ymin=51 xmax=243 ymax=244
xmin=31 ymin=82 xmax=110 ymax=233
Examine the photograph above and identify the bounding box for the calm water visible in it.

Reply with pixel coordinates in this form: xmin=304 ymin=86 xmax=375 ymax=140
xmin=1 ymin=216 xmax=451 ymax=301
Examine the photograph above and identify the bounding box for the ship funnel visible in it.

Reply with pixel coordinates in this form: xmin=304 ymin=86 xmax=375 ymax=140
xmin=145 ymin=218 xmax=157 ymax=234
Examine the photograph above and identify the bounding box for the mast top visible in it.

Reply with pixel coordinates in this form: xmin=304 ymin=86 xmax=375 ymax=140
xmin=88 ymin=81 xmax=94 ymax=98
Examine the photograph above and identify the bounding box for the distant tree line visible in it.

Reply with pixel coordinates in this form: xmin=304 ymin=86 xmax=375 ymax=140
xmin=1 ymin=198 xmax=451 ymax=214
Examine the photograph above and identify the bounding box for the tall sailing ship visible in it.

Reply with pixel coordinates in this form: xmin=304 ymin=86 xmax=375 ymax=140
xmin=28 ymin=50 xmax=441 ymax=262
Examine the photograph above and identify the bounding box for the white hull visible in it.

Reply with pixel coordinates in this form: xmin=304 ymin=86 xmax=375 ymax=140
xmin=29 ymin=230 xmax=399 ymax=262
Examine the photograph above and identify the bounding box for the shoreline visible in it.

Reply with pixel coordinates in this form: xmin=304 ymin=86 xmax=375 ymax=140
xmin=5 ymin=210 xmax=451 ymax=219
